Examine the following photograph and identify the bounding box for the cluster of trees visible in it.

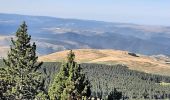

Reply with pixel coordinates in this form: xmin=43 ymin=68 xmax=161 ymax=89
xmin=81 ymin=64 xmax=170 ymax=99
xmin=39 ymin=62 xmax=170 ymax=100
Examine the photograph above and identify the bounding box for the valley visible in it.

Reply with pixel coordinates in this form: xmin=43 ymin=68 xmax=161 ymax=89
xmin=0 ymin=13 xmax=170 ymax=57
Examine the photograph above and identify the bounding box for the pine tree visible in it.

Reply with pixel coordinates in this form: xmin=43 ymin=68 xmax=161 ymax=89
xmin=107 ymin=88 xmax=122 ymax=100
xmin=48 ymin=50 xmax=91 ymax=100
xmin=48 ymin=62 xmax=69 ymax=100
xmin=0 ymin=22 xmax=47 ymax=99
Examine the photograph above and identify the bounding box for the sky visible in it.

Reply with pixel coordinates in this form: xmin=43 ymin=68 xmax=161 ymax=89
xmin=0 ymin=0 xmax=170 ymax=26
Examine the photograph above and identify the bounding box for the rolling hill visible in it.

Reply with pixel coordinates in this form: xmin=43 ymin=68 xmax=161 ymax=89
xmin=39 ymin=49 xmax=170 ymax=76
xmin=0 ymin=13 xmax=170 ymax=57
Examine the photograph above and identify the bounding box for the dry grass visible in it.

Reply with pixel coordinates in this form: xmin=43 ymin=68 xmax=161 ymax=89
xmin=39 ymin=49 xmax=170 ymax=76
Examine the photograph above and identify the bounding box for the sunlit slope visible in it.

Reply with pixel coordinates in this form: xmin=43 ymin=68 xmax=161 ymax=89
xmin=39 ymin=49 xmax=170 ymax=76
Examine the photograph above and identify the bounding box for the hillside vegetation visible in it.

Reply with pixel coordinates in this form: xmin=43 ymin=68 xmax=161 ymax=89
xmin=39 ymin=49 xmax=170 ymax=76
xmin=37 ymin=62 xmax=170 ymax=99
xmin=1 ymin=59 xmax=170 ymax=99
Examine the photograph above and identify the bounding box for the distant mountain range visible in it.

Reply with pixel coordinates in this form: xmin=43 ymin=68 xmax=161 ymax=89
xmin=0 ymin=13 xmax=170 ymax=56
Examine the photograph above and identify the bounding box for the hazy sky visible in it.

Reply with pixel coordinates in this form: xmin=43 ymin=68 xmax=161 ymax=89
xmin=0 ymin=0 xmax=170 ymax=26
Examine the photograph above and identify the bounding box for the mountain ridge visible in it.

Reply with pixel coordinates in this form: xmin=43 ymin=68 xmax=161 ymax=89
xmin=39 ymin=49 xmax=170 ymax=76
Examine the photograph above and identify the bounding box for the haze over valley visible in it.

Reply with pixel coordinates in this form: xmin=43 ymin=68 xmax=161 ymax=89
xmin=0 ymin=13 xmax=170 ymax=57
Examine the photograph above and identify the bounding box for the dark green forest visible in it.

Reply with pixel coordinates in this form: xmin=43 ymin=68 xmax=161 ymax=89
xmin=37 ymin=62 xmax=170 ymax=99
xmin=2 ymin=60 xmax=170 ymax=99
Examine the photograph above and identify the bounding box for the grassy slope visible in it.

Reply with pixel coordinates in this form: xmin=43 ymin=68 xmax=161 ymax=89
xmin=39 ymin=49 xmax=170 ymax=76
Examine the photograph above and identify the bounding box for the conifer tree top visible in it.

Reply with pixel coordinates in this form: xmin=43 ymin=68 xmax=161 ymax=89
xmin=67 ymin=50 xmax=75 ymax=63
